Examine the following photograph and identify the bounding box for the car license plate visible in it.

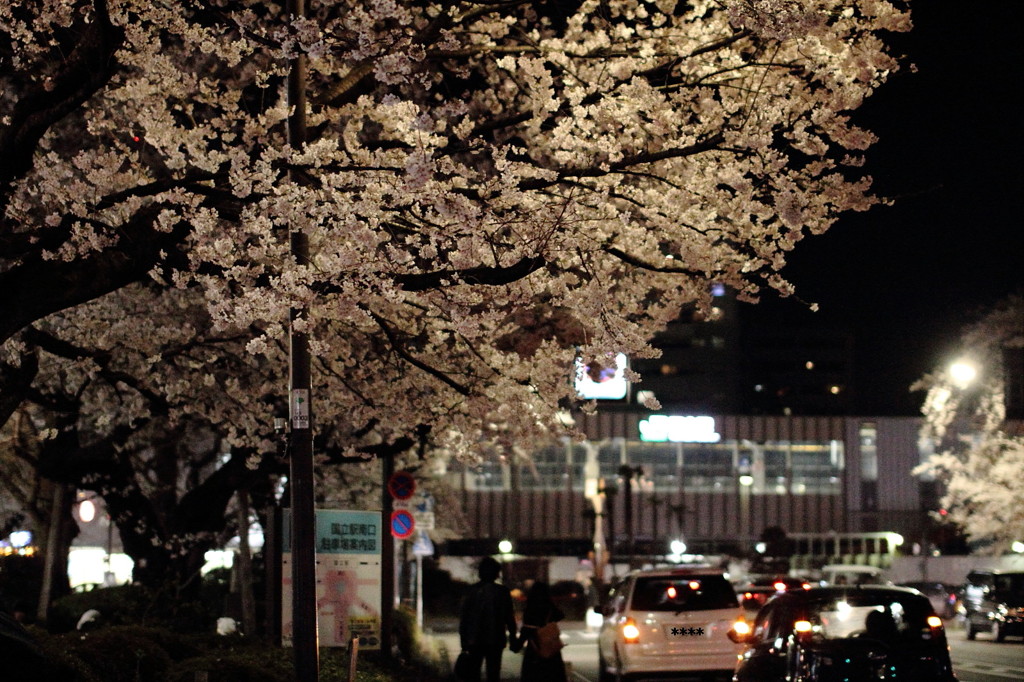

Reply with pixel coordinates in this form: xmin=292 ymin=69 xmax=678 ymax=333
xmin=665 ymin=624 xmax=707 ymax=637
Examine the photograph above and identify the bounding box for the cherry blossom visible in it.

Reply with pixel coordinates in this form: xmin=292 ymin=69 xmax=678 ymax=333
xmin=914 ymin=295 xmax=1024 ymax=553
xmin=2 ymin=1 xmax=915 ymax=573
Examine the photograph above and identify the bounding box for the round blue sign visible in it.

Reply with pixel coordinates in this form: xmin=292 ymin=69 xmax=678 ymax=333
xmin=390 ymin=510 xmax=415 ymax=539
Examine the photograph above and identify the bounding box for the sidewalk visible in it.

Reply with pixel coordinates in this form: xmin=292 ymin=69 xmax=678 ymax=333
xmin=423 ymin=616 xmax=591 ymax=681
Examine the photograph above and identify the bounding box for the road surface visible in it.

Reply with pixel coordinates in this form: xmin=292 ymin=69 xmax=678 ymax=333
xmin=427 ymin=618 xmax=1023 ymax=682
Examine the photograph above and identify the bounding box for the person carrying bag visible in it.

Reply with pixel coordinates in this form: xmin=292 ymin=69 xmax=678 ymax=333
xmin=515 ymin=582 xmax=567 ymax=682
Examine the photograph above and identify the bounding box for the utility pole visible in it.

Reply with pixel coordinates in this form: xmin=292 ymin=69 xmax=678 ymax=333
xmin=380 ymin=455 xmax=395 ymax=657
xmin=286 ymin=0 xmax=318 ymax=680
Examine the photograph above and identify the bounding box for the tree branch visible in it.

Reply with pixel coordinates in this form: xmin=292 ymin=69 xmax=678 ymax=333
xmin=0 ymin=0 xmax=124 ymax=195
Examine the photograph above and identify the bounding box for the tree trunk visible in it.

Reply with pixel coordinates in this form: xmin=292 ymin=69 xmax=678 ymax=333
xmin=236 ymin=489 xmax=257 ymax=636
xmin=36 ymin=482 xmax=75 ymax=623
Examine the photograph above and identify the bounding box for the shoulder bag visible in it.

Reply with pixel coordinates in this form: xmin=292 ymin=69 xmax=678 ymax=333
xmin=534 ymin=620 xmax=565 ymax=659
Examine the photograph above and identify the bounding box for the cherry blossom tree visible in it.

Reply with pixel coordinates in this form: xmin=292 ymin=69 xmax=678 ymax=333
xmin=4 ymin=0 xmax=917 ymax=591
xmin=1 ymin=284 xmax=285 ymax=589
xmin=914 ymin=295 xmax=1024 ymax=553
xmin=2 ymin=0 xmax=913 ymax=462
xmin=5 ymin=277 xmax=458 ymax=590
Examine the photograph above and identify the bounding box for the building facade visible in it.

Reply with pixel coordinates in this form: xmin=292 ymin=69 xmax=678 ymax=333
xmin=440 ymin=412 xmax=929 ymax=568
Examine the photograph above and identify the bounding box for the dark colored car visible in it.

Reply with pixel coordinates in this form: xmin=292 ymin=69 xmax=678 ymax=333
xmin=731 ymin=585 xmax=957 ymax=682
xmin=962 ymin=570 xmax=1024 ymax=642
xmin=737 ymin=585 xmax=778 ymax=612
xmin=897 ymin=581 xmax=959 ymax=619
xmin=737 ymin=576 xmax=812 ymax=611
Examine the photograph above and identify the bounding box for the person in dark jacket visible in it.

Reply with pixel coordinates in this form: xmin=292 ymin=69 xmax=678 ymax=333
xmin=515 ymin=581 xmax=567 ymax=682
xmin=458 ymin=556 xmax=519 ymax=682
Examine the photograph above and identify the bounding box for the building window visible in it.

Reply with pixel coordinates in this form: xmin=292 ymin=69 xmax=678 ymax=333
xmin=598 ymin=439 xmax=625 ymax=481
xmin=761 ymin=444 xmax=789 ymax=494
xmin=626 ymin=442 xmax=678 ymax=490
xmin=859 ymin=422 xmax=878 ymax=510
xmin=681 ymin=443 xmax=735 ymax=491
xmin=464 ymin=460 xmax=506 ymax=490
xmin=790 ymin=443 xmax=842 ymax=494
xmin=519 ymin=442 xmax=568 ymax=490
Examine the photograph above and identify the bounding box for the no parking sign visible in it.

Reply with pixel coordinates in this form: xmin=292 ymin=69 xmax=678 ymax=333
xmin=387 ymin=470 xmax=416 ymax=501
xmin=390 ymin=509 xmax=415 ymax=539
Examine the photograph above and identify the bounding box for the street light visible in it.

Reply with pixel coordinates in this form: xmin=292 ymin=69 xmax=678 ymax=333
xmin=78 ymin=499 xmax=96 ymax=523
xmin=949 ymin=359 xmax=977 ymax=388
xmin=668 ymin=538 xmax=688 ymax=562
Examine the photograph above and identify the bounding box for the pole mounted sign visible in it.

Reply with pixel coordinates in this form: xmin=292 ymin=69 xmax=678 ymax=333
xmin=291 ymin=388 xmax=310 ymax=430
xmin=387 ymin=470 xmax=416 ymax=501
xmin=390 ymin=509 xmax=415 ymax=539
xmin=411 ymin=530 xmax=434 ymax=557
xmin=281 ymin=509 xmax=382 ymax=650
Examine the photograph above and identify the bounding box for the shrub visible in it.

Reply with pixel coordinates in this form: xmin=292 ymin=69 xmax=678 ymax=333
xmin=31 ymin=596 xmax=448 ymax=682
xmin=167 ymin=652 xmax=290 ymax=682
xmin=47 ymin=585 xmax=153 ymax=632
xmin=37 ymin=627 xmax=173 ymax=682
xmin=48 ymin=576 xmax=231 ymax=634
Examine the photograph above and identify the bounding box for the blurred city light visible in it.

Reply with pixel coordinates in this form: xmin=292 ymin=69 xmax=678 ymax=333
xmin=78 ymin=499 xmax=96 ymax=523
xmin=949 ymin=360 xmax=977 ymax=388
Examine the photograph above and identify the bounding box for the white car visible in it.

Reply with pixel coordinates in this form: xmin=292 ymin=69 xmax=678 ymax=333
xmin=597 ymin=567 xmax=747 ymax=682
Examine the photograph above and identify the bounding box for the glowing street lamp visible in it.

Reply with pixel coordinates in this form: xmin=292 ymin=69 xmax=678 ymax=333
xmin=949 ymin=360 xmax=977 ymax=388
xmin=78 ymin=499 xmax=96 ymax=523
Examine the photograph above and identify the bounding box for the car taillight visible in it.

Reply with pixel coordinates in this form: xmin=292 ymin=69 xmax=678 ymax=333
xmin=927 ymin=615 xmax=943 ymax=628
xmin=773 ymin=581 xmax=787 ymax=592
xmin=732 ymin=620 xmax=751 ymax=636
xmin=794 ymin=620 xmax=813 ymax=633
xmin=622 ymin=617 xmax=641 ymax=643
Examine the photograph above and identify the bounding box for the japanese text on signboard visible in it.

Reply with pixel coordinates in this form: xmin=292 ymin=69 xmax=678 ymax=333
xmin=321 ymin=522 xmax=379 ymax=553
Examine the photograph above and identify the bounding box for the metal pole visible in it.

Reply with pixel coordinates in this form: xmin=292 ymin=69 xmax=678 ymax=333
xmin=415 ymin=553 xmax=423 ymax=630
xmin=286 ymin=0 xmax=317 ymax=678
xmin=380 ymin=455 xmax=395 ymax=657
xmin=290 ymin=232 xmax=318 ymax=682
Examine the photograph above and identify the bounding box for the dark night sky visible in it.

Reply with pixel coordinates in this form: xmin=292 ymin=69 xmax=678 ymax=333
xmin=742 ymin=2 xmax=1024 ymax=416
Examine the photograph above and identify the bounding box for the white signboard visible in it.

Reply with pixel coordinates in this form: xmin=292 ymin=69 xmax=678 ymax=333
xmin=575 ymin=353 xmax=628 ymax=400
xmin=282 ymin=509 xmax=381 ymax=649
xmin=638 ymin=415 xmax=721 ymax=443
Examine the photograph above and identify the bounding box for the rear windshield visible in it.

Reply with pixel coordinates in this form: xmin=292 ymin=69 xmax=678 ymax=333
xmin=630 ymin=575 xmax=738 ymax=612
xmin=801 ymin=594 xmax=935 ymax=642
